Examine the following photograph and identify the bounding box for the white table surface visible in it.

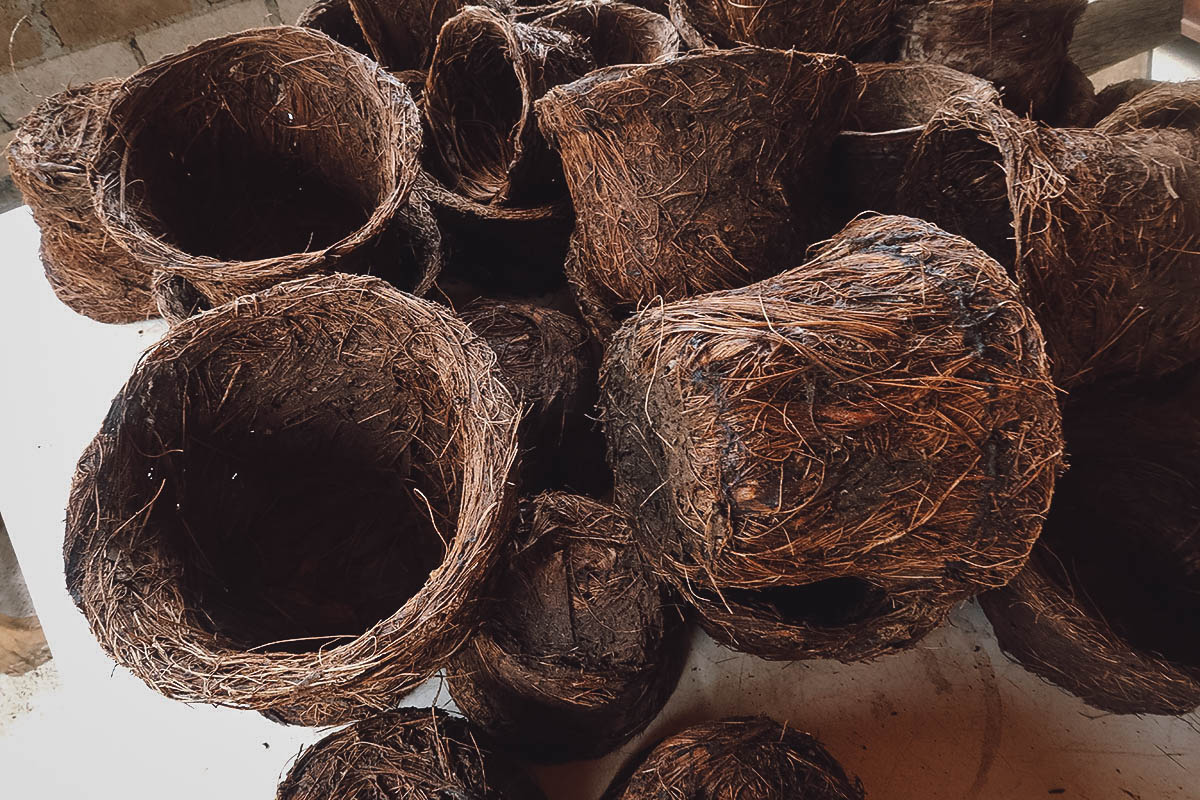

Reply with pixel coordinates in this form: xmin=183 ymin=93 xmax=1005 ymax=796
xmin=0 ymin=205 xmax=1197 ymax=799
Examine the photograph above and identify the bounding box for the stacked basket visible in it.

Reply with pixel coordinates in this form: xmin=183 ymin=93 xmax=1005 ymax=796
xmin=9 ymin=0 xmax=1199 ymax=795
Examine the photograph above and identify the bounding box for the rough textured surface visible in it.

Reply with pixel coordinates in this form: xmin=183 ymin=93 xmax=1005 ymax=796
xmin=901 ymin=81 xmax=1200 ymax=388
xmin=424 ymin=7 xmax=594 ymax=206
xmin=448 ymin=493 xmax=686 ymax=763
xmin=980 ymin=368 xmax=1200 ymax=716
xmin=296 ymin=0 xmax=371 ymax=54
xmin=416 ymin=172 xmax=574 ymax=295
xmin=602 ymin=216 xmax=1062 ymax=646
xmin=92 ymin=27 xmax=430 ymax=313
xmin=668 ymin=0 xmax=897 ymax=58
xmin=276 ymin=707 xmax=546 ymax=800
xmin=600 ymin=717 xmax=864 ymax=800
xmin=536 ymin=48 xmax=855 ymax=338
xmin=63 ymin=274 xmax=521 ymax=725
xmin=828 ymin=62 xmax=997 ymax=226
xmin=458 ymin=300 xmax=607 ymax=493
xmin=347 ymin=0 xmax=503 ymax=74
xmin=530 ymin=0 xmax=681 ymax=66
xmin=7 ymin=80 xmax=155 ymax=323
xmin=895 ymin=0 xmax=1088 ymax=119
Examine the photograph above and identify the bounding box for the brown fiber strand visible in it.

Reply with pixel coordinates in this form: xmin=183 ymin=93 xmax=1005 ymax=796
xmin=894 ymin=0 xmax=1087 ymax=120
xmin=92 ymin=27 xmax=428 ymax=313
xmin=276 ymin=707 xmax=546 ymax=800
xmin=447 ymin=492 xmax=687 ymax=763
xmin=529 ymin=0 xmax=681 ymax=66
xmin=424 ymin=7 xmax=594 ymax=206
xmin=901 ymin=80 xmax=1200 ymax=389
xmin=7 ymin=80 xmax=155 ymax=323
xmin=668 ymin=0 xmax=898 ymax=59
xmin=980 ymin=368 xmax=1200 ymax=716
xmin=600 ymin=717 xmax=864 ymax=800
xmin=536 ymin=47 xmax=856 ymax=339
xmin=296 ymin=0 xmax=372 ymax=56
xmin=601 ymin=216 xmax=1062 ymax=662
xmin=827 ymin=61 xmax=997 ymax=226
xmin=458 ymin=299 xmax=607 ymax=492
xmin=64 ymin=274 xmax=521 ymax=725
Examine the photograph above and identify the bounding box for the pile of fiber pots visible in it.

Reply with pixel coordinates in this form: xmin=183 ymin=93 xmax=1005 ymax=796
xmin=5 ymin=1 xmax=1198 ymax=797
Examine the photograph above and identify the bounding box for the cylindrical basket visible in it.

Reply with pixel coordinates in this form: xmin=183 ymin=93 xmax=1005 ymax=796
xmin=91 ymin=27 xmax=428 ymax=312
xmin=64 ymin=274 xmax=521 ymax=725
xmin=7 ymin=81 xmax=154 ymax=323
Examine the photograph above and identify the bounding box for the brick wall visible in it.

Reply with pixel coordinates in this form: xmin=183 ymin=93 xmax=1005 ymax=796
xmin=0 ymin=0 xmax=312 ymax=202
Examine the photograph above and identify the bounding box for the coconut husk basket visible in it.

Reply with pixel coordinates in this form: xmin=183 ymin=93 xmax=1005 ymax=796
xmin=296 ymin=0 xmax=372 ymax=56
xmin=668 ymin=0 xmax=898 ymax=58
xmin=63 ymin=274 xmax=521 ymax=725
xmin=602 ymin=216 xmax=1062 ymax=631
xmin=416 ymin=172 xmax=575 ymax=294
xmin=447 ymin=492 xmax=686 ymax=763
xmin=530 ymin=0 xmax=682 ymax=66
xmin=690 ymin=580 xmax=953 ymax=663
xmin=894 ymin=0 xmax=1088 ymax=119
xmin=90 ymin=27 xmax=429 ymax=313
xmin=827 ymin=62 xmax=997 ymax=225
xmin=347 ymin=0 xmax=512 ymax=79
xmin=601 ymin=716 xmax=864 ymax=800
xmin=458 ymin=300 xmax=608 ymax=493
xmin=6 ymin=80 xmax=153 ymax=323
xmin=276 ymin=707 xmax=546 ymax=800
xmin=901 ymin=80 xmax=1200 ymax=388
xmin=979 ymin=368 xmax=1200 ymax=716
xmin=151 ymin=193 xmax=444 ymax=326
xmin=535 ymin=47 xmax=856 ymax=338
xmin=424 ymin=7 xmax=595 ymax=207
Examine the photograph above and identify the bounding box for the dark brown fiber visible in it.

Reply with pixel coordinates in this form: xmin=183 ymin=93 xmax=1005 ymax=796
xmin=827 ymin=61 xmax=997 ymax=226
xmin=894 ymin=0 xmax=1087 ymax=119
xmin=980 ymin=368 xmax=1200 ymax=715
xmin=668 ymin=0 xmax=898 ymax=58
xmin=536 ymin=47 xmax=856 ymax=338
xmin=424 ymin=7 xmax=594 ymax=206
xmin=448 ymin=493 xmax=687 ymax=763
xmin=901 ymin=81 xmax=1200 ymax=388
xmin=296 ymin=0 xmax=371 ymax=55
xmin=459 ymin=299 xmax=607 ymax=493
xmin=602 ymin=217 xmax=1062 ymax=652
xmin=601 ymin=716 xmax=864 ymax=800
xmin=276 ymin=707 xmax=546 ymax=800
xmin=92 ymin=27 xmax=428 ymax=313
xmin=64 ymin=274 xmax=521 ymax=725
xmin=531 ymin=0 xmax=681 ymax=66
xmin=7 ymin=80 xmax=154 ymax=323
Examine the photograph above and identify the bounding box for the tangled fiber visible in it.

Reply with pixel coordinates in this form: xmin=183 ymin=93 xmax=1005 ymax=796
xmin=424 ymin=7 xmax=595 ymax=206
xmin=416 ymin=172 xmax=574 ymax=294
xmin=447 ymin=493 xmax=686 ymax=763
xmin=1044 ymin=60 xmax=1099 ymax=127
xmin=530 ymin=0 xmax=682 ymax=66
xmin=828 ymin=62 xmax=996 ymax=225
xmin=536 ymin=48 xmax=856 ymax=338
xmin=276 ymin=707 xmax=546 ymax=800
xmin=894 ymin=0 xmax=1087 ymax=119
xmin=7 ymin=80 xmax=153 ymax=323
xmin=347 ymin=0 xmax=508 ymax=76
xmin=1094 ymin=78 xmax=1160 ymax=119
xmin=668 ymin=0 xmax=897 ymax=58
xmin=979 ymin=369 xmax=1200 ymax=715
xmin=601 ymin=716 xmax=863 ymax=800
xmin=690 ymin=579 xmax=952 ymax=663
xmin=63 ymin=274 xmax=521 ymax=725
xmin=296 ymin=0 xmax=371 ymax=55
xmin=152 ymin=193 xmax=442 ymax=327
xmin=602 ymin=215 xmax=1062 ymax=606
xmin=901 ymin=81 xmax=1200 ymax=388
xmin=459 ymin=300 xmax=607 ymax=492
xmin=91 ymin=27 xmax=426 ymax=312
